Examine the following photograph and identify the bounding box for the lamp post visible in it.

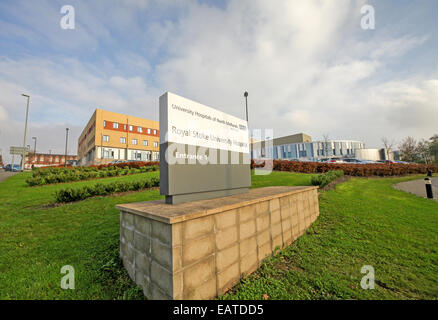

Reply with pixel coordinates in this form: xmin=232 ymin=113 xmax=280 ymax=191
xmin=244 ymin=91 xmax=251 ymax=159
xmin=244 ymin=91 xmax=249 ymax=123
xmin=21 ymin=94 xmax=30 ymax=171
xmin=32 ymin=136 xmax=37 ymax=155
xmin=64 ymin=128 xmax=69 ymax=167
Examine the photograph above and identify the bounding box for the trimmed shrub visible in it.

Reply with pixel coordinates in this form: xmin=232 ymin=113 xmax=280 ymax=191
xmin=311 ymin=170 xmax=344 ymax=188
xmin=27 ymin=163 xmax=159 ymax=186
xmin=252 ymin=159 xmax=438 ymax=177
xmin=54 ymin=176 xmax=160 ymax=203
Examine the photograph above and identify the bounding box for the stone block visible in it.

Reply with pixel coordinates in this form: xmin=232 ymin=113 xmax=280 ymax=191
xmin=256 ymin=213 xmax=270 ymax=232
xmin=256 ymin=201 xmax=269 ymax=216
xmin=271 ymin=209 xmax=281 ymax=224
xmin=240 ymin=251 xmax=258 ymax=275
xmin=240 ymin=235 xmax=257 ymax=258
xmin=135 ymin=251 xmax=151 ymax=277
xmin=239 ymin=219 xmax=256 ymax=240
xmin=215 ymin=209 xmax=237 ymax=230
xmin=239 ymin=204 xmax=256 ymax=223
xmin=135 ymin=214 xmax=151 ymax=237
xmin=217 ymin=262 xmax=240 ymax=295
xmin=151 ymin=261 xmax=173 ymax=296
xmin=134 ymin=231 xmax=150 ymax=253
xmin=183 ymin=216 xmax=214 ymax=241
xmin=257 ymin=229 xmax=270 ymax=247
xmin=215 ymin=225 xmax=238 ymax=251
xmin=258 ymin=242 xmax=271 ymax=261
xmin=183 ymin=234 xmax=215 ymax=266
xmin=184 ymin=277 xmax=216 ymax=300
xmin=151 ymin=239 xmax=172 ymax=270
xmin=183 ymin=256 xmax=215 ymax=289
xmin=216 ymin=244 xmax=239 ymax=272
xmin=269 ymin=198 xmax=280 ymax=212
xmin=151 ymin=220 xmax=172 ymax=246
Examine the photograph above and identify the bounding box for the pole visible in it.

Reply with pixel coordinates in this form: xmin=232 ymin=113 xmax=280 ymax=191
xmin=244 ymin=91 xmax=250 ymax=159
xmin=21 ymin=94 xmax=30 ymax=171
xmin=33 ymin=137 xmax=37 ymax=157
xmin=244 ymin=91 xmax=249 ymax=123
xmin=65 ymin=128 xmax=69 ymax=167
xmin=425 ymin=177 xmax=434 ymax=199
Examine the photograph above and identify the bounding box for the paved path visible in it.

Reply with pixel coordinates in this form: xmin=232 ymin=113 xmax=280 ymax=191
xmin=394 ymin=177 xmax=438 ymax=202
xmin=0 ymin=171 xmax=17 ymax=183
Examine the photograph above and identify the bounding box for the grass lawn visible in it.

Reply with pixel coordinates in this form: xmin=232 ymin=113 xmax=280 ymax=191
xmin=222 ymin=175 xmax=438 ymax=300
xmin=0 ymin=170 xmax=437 ymax=299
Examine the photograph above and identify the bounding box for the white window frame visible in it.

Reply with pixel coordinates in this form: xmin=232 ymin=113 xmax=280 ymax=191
xmin=103 ymin=135 xmax=109 ymax=142
xmin=137 ymin=127 xmax=143 ymax=133
xmin=143 ymin=140 xmax=148 ymax=146
xmin=147 ymin=128 xmax=151 ymax=134
xmin=153 ymin=129 xmax=157 ymax=135
xmin=113 ymin=122 xmax=119 ymax=129
xmin=120 ymin=137 xmax=126 ymax=144
xmin=132 ymin=139 xmax=138 ymax=145
xmin=153 ymin=141 xmax=158 ymax=147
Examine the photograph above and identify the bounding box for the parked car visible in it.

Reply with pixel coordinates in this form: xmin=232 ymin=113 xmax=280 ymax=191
xmin=326 ymin=158 xmax=344 ymax=163
xmin=343 ymin=158 xmax=363 ymax=163
xmin=108 ymin=160 xmax=128 ymax=164
xmin=5 ymin=164 xmax=22 ymax=172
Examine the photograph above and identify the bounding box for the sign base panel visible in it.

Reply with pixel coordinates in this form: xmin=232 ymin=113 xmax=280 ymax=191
xmin=165 ymin=187 xmax=249 ymax=204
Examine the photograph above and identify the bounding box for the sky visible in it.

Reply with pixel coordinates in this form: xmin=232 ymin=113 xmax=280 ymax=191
xmin=0 ymin=0 xmax=437 ymax=163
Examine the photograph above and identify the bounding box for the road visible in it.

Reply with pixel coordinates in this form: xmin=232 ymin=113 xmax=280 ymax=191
xmin=0 ymin=171 xmax=17 ymax=183
xmin=394 ymin=177 xmax=438 ymax=202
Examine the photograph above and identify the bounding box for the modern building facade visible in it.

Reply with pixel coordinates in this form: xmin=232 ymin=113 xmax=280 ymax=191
xmin=252 ymin=133 xmax=365 ymax=161
xmin=24 ymin=153 xmax=78 ymax=169
xmin=78 ymin=109 xmax=160 ymax=166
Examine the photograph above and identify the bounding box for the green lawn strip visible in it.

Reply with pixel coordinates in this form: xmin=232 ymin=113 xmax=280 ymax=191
xmin=220 ymin=176 xmax=438 ymax=300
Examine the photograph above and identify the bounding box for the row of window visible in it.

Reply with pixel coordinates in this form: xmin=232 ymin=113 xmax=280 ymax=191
xmin=102 ymin=135 xmax=158 ymax=147
xmin=103 ymin=120 xmax=157 ymax=135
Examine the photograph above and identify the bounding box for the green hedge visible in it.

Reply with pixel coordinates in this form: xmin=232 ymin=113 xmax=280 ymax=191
xmin=26 ymin=165 xmax=158 ymax=186
xmin=54 ymin=176 xmax=160 ymax=203
xmin=311 ymin=170 xmax=344 ymax=188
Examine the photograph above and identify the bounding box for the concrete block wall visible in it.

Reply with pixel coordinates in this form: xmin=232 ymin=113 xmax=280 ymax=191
xmin=119 ymin=186 xmax=319 ymax=300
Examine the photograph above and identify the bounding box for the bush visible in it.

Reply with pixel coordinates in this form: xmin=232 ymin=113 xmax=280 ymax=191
xmin=27 ymin=163 xmax=159 ymax=186
xmin=251 ymin=159 xmax=438 ymax=177
xmin=311 ymin=170 xmax=344 ymax=187
xmin=54 ymin=176 xmax=160 ymax=203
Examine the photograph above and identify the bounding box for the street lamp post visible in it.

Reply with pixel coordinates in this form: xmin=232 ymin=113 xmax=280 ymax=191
xmin=32 ymin=136 xmax=37 ymax=155
xmin=244 ymin=91 xmax=249 ymax=123
xmin=21 ymin=94 xmax=30 ymax=171
xmin=244 ymin=91 xmax=251 ymax=159
xmin=64 ymin=128 xmax=69 ymax=167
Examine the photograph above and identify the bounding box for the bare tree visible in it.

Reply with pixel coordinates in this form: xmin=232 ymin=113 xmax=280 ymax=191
xmin=398 ymin=136 xmax=418 ymax=163
xmin=381 ymin=137 xmax=395 ymax=160
xmin=322 ymin=133 xmax=330 ymax=158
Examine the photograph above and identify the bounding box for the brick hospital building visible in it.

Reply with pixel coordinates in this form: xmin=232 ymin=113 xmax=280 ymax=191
xmin=78 ymin=109 xmax=160 ymax=166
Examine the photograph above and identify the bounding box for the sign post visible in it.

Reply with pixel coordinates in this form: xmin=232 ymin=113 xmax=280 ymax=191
xmin=159 ymin=92 xmax=251 ymax=204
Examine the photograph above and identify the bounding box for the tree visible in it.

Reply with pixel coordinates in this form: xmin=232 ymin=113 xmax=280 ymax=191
xmin=381 ymin=137 xmax=395 ymax=160
xmin=322 ymin=133 xmax=330 ymax=158
xmin=429 ymin=134 xmax=438 ymax=162
xmin=417 ymin=139 xmax=432 ymax=164
xmin=398 ymin=136 xmax=419 ymax=162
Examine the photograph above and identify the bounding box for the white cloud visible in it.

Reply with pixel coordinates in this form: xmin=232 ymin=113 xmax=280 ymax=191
xmin=0 ymin=0 xmax=436 ymax=163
